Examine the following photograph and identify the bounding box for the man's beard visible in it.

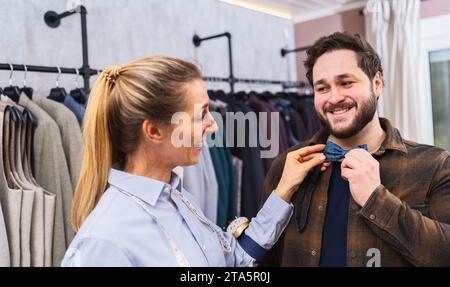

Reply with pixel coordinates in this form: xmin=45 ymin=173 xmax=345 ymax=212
xmin=316 ymin=91 xmax=378 ymax=139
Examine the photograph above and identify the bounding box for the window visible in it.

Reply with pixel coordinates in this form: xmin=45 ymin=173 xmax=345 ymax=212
xmin=429 ymin=48 xmax=450 ymax=151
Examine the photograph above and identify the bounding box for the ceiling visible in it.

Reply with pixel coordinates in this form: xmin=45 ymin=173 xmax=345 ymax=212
xmin=219 ymin=0 xmax=368 ymax=22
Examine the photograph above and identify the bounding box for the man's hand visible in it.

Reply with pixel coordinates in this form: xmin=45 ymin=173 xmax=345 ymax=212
xmin=341 ymin=149 xmax=381 ymax=207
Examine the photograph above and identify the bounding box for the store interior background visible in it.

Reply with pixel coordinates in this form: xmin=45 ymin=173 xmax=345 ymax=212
xmin=1 ymin=0 xmax=450 ymax=149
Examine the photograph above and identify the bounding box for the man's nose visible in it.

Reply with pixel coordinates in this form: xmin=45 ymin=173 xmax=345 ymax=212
xmin=328 ymin=87 xmax=346 ymax=105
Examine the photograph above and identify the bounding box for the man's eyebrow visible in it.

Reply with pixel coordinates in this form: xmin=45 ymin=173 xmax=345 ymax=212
xmin=313 ymin=79 xmax=327 ymax=86
xmin=335 ymin=74 xmax=356 ymax=80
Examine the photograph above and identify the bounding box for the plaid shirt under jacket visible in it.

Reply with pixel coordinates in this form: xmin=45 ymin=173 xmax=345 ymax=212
xmin=261 ymin=118 xmax=450 ymax=267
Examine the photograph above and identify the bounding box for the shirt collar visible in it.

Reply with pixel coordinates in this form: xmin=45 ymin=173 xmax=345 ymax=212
xmin=108 ymin=168 xmax=182 ymax=206
xmin=307 ymin=117 xmax=408 ymax=155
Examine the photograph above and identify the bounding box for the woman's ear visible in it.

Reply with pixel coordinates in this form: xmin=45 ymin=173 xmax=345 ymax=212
xmin=142 ymin=119 xmax=164 ymax=144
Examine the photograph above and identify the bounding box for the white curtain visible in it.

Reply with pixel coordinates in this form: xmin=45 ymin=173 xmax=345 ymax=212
xmin=365 ymin=0 xmax=434 ymax=144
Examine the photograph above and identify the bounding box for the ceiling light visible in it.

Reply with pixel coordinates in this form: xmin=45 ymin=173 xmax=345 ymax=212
xmin=219 ymin=0 xmax=293 ymax=20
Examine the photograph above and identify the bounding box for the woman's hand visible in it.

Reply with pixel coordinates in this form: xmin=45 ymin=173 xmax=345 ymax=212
xmin=275 ymin=144 xmax=329 ymax=202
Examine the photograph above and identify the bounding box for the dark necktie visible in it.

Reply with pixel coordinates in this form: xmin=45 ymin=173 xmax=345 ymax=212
xmin=324 ymin=141 xmax=368 ymax=162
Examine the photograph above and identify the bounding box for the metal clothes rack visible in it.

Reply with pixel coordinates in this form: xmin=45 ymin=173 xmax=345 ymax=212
xmin=280 ymin=45 xmax=311 ymax=57
xmin=193 ymin=32 xmax=306 ymax=93
xmin=0 ymin=5 xmax=100 ymax=92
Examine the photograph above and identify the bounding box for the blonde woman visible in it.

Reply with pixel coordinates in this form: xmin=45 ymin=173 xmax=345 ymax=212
xmin=62 ymin=56 xmax=327 ymax=267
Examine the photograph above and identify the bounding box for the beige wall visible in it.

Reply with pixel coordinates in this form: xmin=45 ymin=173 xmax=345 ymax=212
xmin=421 ymin=0 xmax=450 ymax=18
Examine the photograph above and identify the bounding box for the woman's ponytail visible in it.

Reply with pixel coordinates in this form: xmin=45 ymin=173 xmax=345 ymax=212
xmin=71 ymin=67 xmax=118 ymax=231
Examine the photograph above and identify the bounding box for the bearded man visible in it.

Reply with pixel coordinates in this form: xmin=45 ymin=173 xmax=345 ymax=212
xmin=262 ymin=32 xmax=450 ymax=267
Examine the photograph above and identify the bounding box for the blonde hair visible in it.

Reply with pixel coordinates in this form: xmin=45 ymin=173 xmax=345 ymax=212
xmin=72 ymin=56 xmax=202 ymax=231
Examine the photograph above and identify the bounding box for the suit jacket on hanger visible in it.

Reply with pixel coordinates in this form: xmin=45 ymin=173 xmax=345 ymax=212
xmin=0 ymin=103 xmax=22 ymax=267
xmin=32 ymin=94 xmax=83 ymax=192
xmin=0 ymin=104 xmax=12 ymax=267
xmin=18 ymin=93 xmax=72 ymax=266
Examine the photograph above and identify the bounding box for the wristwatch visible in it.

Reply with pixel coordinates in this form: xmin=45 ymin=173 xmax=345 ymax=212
xmin=227 ymin=217 xmax=250 ymax=238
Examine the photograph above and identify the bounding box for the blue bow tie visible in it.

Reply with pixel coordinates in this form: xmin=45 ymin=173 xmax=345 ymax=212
xmin=324 ymin=141 xmax=368 ymax=162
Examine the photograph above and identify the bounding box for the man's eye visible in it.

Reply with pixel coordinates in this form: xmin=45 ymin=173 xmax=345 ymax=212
xmin=341 ymin=81 xmax=353 ymax=87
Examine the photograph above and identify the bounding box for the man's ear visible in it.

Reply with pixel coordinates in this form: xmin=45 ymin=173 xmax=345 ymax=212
xmin=373 ymin=71 xmax=383 ymax=98
xmin=142 ymin=119 xmax=164 ymax=144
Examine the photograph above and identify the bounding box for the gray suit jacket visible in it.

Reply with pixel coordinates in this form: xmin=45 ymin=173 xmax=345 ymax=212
xmin=20 ymin=105 xmax=56 ymax=267
xmin=19 ymin=94 xmax=73 ymax=266
xmin=32 ymin=95 xmax=83 ymax=192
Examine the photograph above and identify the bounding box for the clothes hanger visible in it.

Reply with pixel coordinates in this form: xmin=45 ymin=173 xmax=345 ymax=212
xmin=5 ymin=106 xmax=19 ymax=123
xmin=16 ymin=64 xmax=37 ymax=126
xmin=47 ymin=66 xmax=67 ymax=102
xmin=1 ymin=65 xmax=24 ymax=124
xmin=69 ymin=68 xmax=87 ymax=104
xmin=20 ymin=64 xmax=33 ymax=99
xmin=3 ymin=63 xmax=22 ymax=103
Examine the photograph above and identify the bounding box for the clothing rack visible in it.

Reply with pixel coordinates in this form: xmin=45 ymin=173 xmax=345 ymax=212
xmin=280 ymin=45 xmax=311 ymax=57
xmin=0 ymin=5 xmax=100 ymax=92
xmin=193 ymin=32 xmax=306 ymax=93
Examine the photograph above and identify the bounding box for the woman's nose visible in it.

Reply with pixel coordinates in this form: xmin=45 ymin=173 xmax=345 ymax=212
xmin=205 ymin=113 xmax=218 ymax=134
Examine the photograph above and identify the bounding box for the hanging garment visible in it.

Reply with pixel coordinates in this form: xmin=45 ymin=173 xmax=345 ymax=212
xmin=18 ymin=93 xmax=71 ymax=266
xmin=0 ymin=104 xmax=11 ymax=267
xmin=63 ymin=95 xmax=85 ymax=126
xmin=290 ymin=97 xmax=322 ymax=139
xmin=209 ymin=135 xmax=236 ymax=229
xmin=266 ymin=99 xmax=290 ymax=153
xmin=20 ymin=105 xmax=56 ymax=267
xmin=0 ymin=196 xmax=9 ymax=266
xmin=222 ymin=97 xmax=265 ymax=219
xmin=289 ymin=107 xmax=307 ymax=142
xmin=5 ymin=103 xmax=35 ymax=267
xmin=0 ymin=104 xmax=22 ymax=267
xmin=231 ymin=156 xmax=243 ymax=218
xmin=274 ymin=98 xmax=300 ymax=147
xmin=16 ymin=106 xmax=55 ymax=267
xmin=33 ymin=94 xmax=83 ymax=191
xmin=247 ymin=95 xmax=275 ymax=174
xmin=18 ymin=110 xmax=44 ymax=267
xmin=182 ymin=146 xmax=219 ymax=224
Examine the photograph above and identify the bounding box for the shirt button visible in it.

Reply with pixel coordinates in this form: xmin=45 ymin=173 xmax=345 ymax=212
xmin=318 ymin=205 xmax=323 ymax=211
xmin=369 ymin=214 xmax=376 ymax=220
xmin=311 ymin=250 xmax=317 ymax=256
xmin=202 ymin=245 xmax=207 ymax=251
xmin=352 ymin=203 xmax=359 ymax=211
xmin=350 ymin=251 xmax=357 ymax=258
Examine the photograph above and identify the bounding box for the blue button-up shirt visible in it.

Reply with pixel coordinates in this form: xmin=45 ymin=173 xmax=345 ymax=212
xmin=61 ymin=169 xmax=293 ymax=267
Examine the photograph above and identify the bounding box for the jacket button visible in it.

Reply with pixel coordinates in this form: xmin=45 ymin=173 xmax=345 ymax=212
xmin=352 ymin=203 xmax=359 ymax=211
xmin=369 ymin=214 xmax=376 ymax=220
xmin=318 ymin=205 xmax=323 ymax=211
xmin=311 ymin=250 xmax=317 ymax=256
xmin=350 ymin=251 xmax=357 ymax=258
